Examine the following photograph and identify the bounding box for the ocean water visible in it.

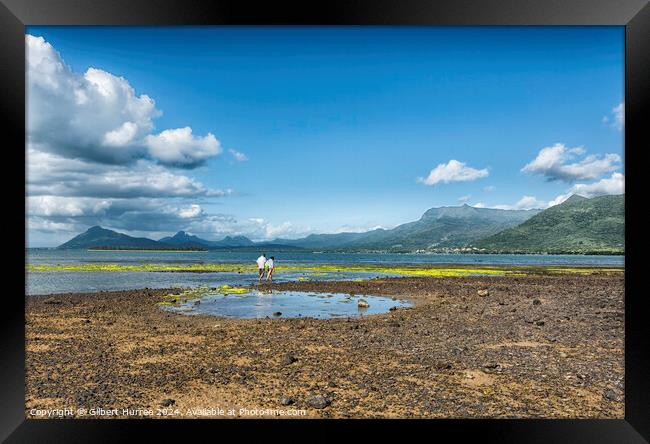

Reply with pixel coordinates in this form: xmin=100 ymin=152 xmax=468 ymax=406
xmin=25 ymin=249 xmax=624 ymax=295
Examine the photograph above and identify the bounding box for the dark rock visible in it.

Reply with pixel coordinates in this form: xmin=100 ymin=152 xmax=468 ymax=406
xmin=160 ymin=398 xmax=175 ymax=407
xmin=273 ymin=312 xmax=282 ymax=317
xmin=282 ymin=354 xmax=297 ymax=365
xmin=532 ymin=299 xmax=542 ymax=305
xmin=389 ymin=306 xmax=398 ymax=311
xmin=305 ymin=394 xmax=331 ymax=409
xmin=535 ymin=320 xmax=545 ymax=326
xmin=280 ymin=396 xmax=294 ymax=406
xmin=603 ymin=389 xmax=623 ymax=402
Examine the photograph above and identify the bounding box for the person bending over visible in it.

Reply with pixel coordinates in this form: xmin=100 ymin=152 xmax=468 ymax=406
xmin=256 ymin=254 xmax=266 ymax=283
xmin=266 ymin=256 xmax=275 ymax=282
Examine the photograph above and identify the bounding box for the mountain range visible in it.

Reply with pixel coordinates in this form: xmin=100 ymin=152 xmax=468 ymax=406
xmin=56 ymin=194 xmax=624 ymax=254
xmin=159 ymin=231 xmax=255 ymax=248
xmin=273 ymin=205 xmax=539 ymax=251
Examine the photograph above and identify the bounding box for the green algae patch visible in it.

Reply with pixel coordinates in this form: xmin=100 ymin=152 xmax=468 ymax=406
xmin=26 ymin=263 xmax=255 ymax=273
xmin=293 ymin=264 xmax=513 ymax=277
xmin=158 ymin=285 xmax=251 ymax=306
xmin=27 ymin=262 xmax=622 ymax=278
xmin=212 ymin=285 xmax=249 ymax=295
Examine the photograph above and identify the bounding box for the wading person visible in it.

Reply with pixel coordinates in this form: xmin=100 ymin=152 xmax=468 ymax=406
xmin=256 ymin=254 xmax=267 ymax=283
xmin=266 ymin=256 xmax=275 ymax=282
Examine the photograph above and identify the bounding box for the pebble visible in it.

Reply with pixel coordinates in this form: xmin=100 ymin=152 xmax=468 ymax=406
xmin=305 ymin=394 xmax=331 ymax=409
xmin=603 ymin=389 xmax=623 ymax=402
xmin=357 ymin=299 xmax=369 ymax=308
xmin=282 ymin=354 xmax=298 ymax=365
xmin=160 ymin=398 xmax=175 ymax=407
xmin=280 ymin=396 xmax=294 ymax=406
xmin=477 ymin=289 xmax=489 ymax=297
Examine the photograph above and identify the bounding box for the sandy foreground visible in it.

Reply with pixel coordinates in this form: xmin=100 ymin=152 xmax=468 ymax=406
xmin=25 ymin=273 xmax=624 ymax=419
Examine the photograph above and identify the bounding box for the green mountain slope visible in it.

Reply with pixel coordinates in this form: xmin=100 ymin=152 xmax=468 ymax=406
xmin=472 ymin=194 xmax=624 ymax=254
xmin=275 ymin=205 xmax=539 ymax=251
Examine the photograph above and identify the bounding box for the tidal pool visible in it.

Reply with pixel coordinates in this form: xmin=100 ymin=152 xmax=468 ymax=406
xmin=161 ymin=289 xmax=412 ymax=319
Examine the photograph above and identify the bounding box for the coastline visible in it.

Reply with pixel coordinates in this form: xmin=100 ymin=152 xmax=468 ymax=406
xmin=26 ymin=272 xmax=624 ymax=419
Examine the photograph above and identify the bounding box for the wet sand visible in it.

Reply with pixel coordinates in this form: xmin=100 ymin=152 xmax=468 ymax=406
xmin=25 ymin=273 xmax=624 ymax=419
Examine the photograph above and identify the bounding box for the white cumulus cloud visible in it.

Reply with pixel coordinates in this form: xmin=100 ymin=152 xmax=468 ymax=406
xmin=418 ymin=160 xmax=488 ymax=186
xmin=480 ymin=173 xmax=624 ymax=211
xmin=177 ymin=204 xmax=203 ymax=219
xmin=28 ymin=196 xmax=112 ymax=217
xmin=491 ymin=196 xmax=547 ymax=211
xmin=522 ymin=143 xmax=620 ymax=182
xmin=27 ymin=149 xmax=229 ymax=199
xmin=26 ymin=34 xmax=222 ymax=168
xmin=570 ymin=172 xmax=625 ymax=198
xmin=144 ymin=127 xmax=222 ymax=168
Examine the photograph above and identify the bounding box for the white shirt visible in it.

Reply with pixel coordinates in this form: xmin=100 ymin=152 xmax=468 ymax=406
xmin=266 ymin=258 xmax=274 ymax=269
xmin=256 ymin=256 xmax=266 ymax=268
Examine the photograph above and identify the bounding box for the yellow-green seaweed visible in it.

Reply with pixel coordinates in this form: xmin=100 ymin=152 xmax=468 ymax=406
xmin=158 ymin=284 xmax=251 ymax=306
xmin=27 ymin=262 xmax=623 ymax=278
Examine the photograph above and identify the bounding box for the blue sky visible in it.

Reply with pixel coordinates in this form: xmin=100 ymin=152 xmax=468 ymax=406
xmin=26 ymin=27 xmax=624 ymax=246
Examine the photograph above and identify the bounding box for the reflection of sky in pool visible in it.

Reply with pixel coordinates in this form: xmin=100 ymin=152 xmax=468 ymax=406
xmin=162 ymin=290 xmax=411 ymax=319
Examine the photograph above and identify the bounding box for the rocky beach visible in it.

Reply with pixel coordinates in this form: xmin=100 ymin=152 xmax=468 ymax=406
xmin=25 ymin=272 xmax=624 ymax=419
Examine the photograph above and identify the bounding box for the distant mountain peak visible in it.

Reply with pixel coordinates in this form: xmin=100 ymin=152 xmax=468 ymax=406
xmin=224 ymin=235 xmax=249 ymax=241
xmin=57 ymin=226 xmax=164 ymax=250
xmin=563 ymin=194 xmax=588 ymax=204
xmin=212 ymin=235 xmax=254 ymax=247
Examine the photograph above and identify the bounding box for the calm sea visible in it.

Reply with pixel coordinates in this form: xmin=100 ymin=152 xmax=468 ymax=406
xmin=25 ymin=249 xmax=624 ymax=295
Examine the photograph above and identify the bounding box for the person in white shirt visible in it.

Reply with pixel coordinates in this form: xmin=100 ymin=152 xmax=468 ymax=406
xmin=256 ymin=254 xmax=266 ymax=283
xmin=266 ymin=256 xmax=275 ymax=282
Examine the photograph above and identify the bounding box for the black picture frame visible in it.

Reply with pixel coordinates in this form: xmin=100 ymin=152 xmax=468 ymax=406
xmin=2 ymin=0 xmax=648 ymax=441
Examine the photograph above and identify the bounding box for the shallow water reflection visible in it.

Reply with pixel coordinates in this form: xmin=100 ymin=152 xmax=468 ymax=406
xmin=162 ymin=289 xmax=411 ymax=319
